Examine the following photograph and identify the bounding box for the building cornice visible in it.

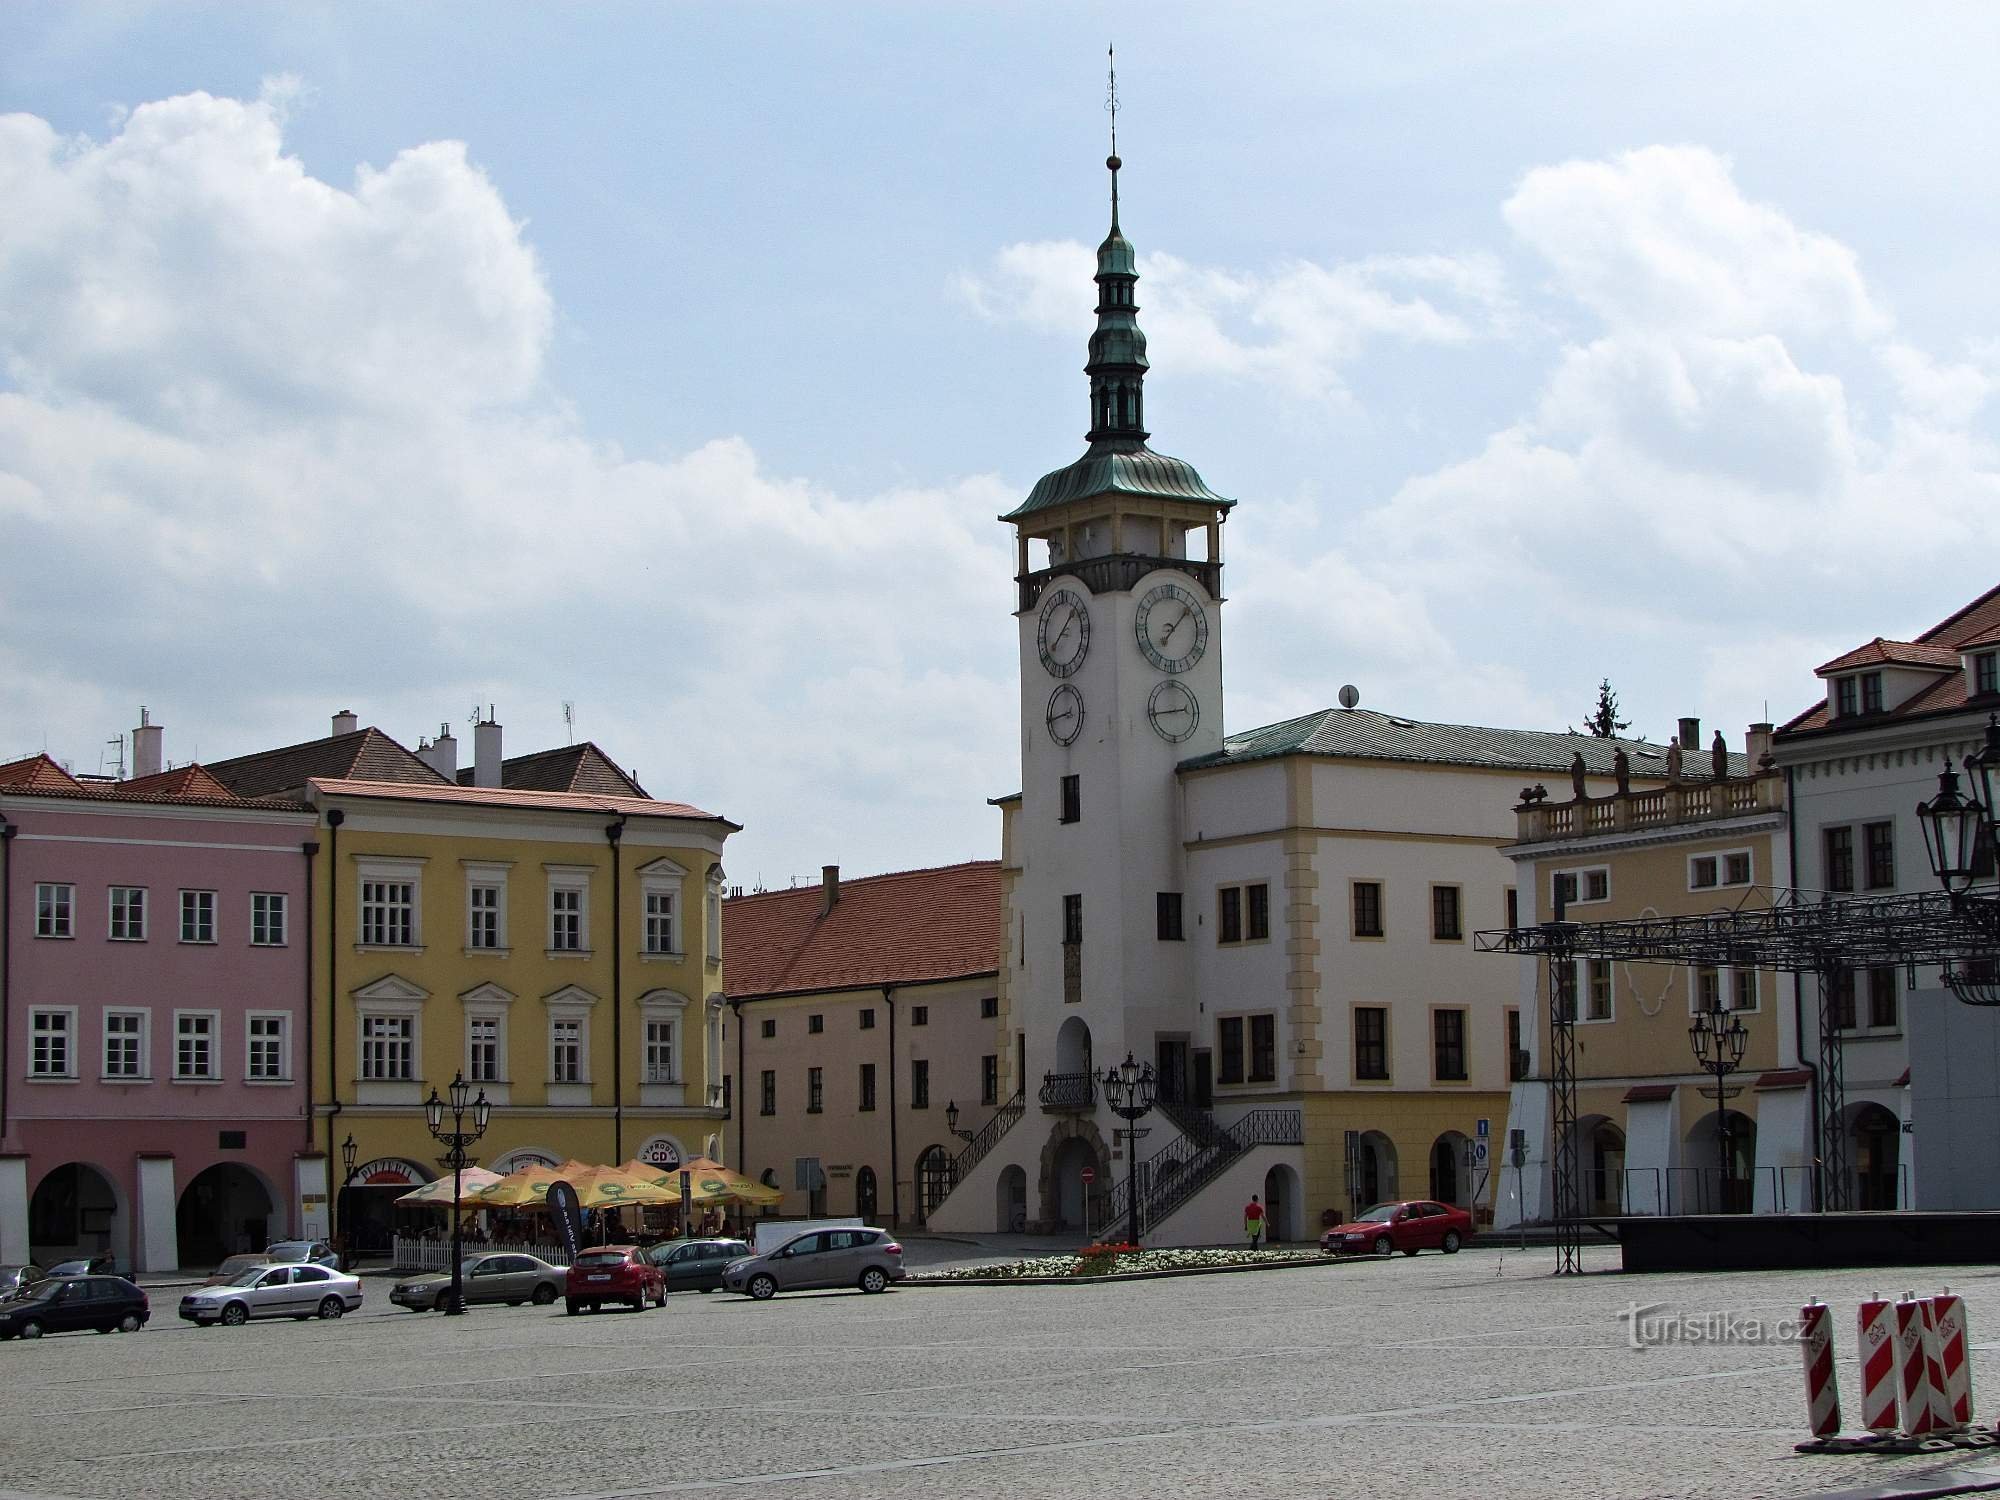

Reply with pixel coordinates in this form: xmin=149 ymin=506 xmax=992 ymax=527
xmin=1505 ymin=810 xmax=1787 ymax=862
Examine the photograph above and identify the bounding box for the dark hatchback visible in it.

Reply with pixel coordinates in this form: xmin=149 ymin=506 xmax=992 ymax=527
xmin=644 ymin=1238 xmax=751 ymax=1294
xmin=0 ymin=1276 xmax=150 ymax=1340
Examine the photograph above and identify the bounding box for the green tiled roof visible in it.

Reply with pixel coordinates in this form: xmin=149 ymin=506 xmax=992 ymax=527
xmin=1002 ymin=441 xmax=1234 ymax=523
xmin=1183 ymin=707 xmax=1749 ymax=779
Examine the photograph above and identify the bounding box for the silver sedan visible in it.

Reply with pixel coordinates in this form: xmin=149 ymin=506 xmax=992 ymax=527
xmin=178 ymin=1263 xmax=363 ymax=1326
xmin=390 ymin=1253 xmax=565 ymax=1312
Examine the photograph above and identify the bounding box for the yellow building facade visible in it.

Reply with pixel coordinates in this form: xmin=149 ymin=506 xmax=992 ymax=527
xmin=306 ymin=778 xmax=737 ymax=1246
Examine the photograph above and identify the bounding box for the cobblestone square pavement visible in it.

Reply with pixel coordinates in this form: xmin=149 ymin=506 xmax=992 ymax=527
xmin=5 ymin=1245 xmax=2000 ymax=1500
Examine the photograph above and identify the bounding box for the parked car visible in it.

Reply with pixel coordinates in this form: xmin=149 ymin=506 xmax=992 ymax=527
xmin=392 ymin=1252 xmax=565 ymax=1312
xmin=564 ymin=1245 xmax=665 ymax=1314
xmin=263 ymin=1240 xmax=339 ymax=1269
xmin=205 ymin=1254 xmax=273 ymax=1287
xmin=1320 ymin=1200 xmax=1472 ymax=1257
xmin=0 ymin=1276 xmax=148 ymax=1339
xmin=644 ymin=1238 xmax=751 ymax=1294
xmin=0 ymin=1265 xmax=44 ymax=1299
xmin=44 ymin=1256 xmax=116 ymax=1277
xmin=722 ymin=1227 xmax=903 ymax=1300
xmin=178 ymin=1263 xmax=363 ymax=1326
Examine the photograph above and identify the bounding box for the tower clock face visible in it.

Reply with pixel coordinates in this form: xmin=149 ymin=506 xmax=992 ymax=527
xmin=1037 ymin=588 xmax=1090 ymax=678
xmin=1135 ymin=582 xmax=1209 ymax=674
xmin=1147 ymin=679 xmax=1200 ymax=743
xmin=1045 ymin=684 xmax=1084 ymax=746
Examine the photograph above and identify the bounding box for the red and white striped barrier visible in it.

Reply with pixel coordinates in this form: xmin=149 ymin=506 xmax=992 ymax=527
xmin=1857 ymin=1296 xmax=1899 ymax=1434
xmin=1931 ymin=1290 xmax=1972 ymax=1428
xmin=1800 ymin=1300 xmax=1841 ymax=1439
xmin=1895 ymin=1292 xmax=1946 ymax=1437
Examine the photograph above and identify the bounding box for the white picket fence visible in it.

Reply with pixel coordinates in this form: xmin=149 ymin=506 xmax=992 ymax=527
xmin=392 ymin=1235 xmax=574 ymax=1272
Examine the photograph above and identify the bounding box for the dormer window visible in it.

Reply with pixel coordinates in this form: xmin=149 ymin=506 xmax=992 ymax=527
xmin=1859 ymin=671 xmax=1883 ymax=714
xmin=1835 ymin=672 xmax=1883 ymax=717
xmin=1976 ymin=652 xmax=1998 ymax=697
xmin=1835 ymin=677 xmax=1857 ymax=717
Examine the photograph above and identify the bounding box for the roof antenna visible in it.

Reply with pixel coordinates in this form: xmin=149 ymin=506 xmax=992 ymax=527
xmin=1105 ymin=43 xmax=1121 ymax=225
xmin=562 ymin=701 xmax=576 ymax=745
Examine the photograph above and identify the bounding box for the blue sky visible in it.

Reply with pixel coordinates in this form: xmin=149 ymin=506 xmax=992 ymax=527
xmin=5 ymin=5 xmax=2000 ymax=886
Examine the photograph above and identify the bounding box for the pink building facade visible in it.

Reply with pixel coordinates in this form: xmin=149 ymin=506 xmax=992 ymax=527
xmin=0 ymin=759 xmax=319 ymax=1272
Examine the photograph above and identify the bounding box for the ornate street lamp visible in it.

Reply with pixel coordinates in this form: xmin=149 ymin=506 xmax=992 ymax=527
xmin=944 ymin=1100 xmax=974 ymax=1144
xmin=335 ymin=1133 xmax=358 ymax=1264
xmin=423 ymin=1071 xmax=492 ymax=1315
xmin=1689 ymin=1005 xmax=1749 ymax=1213
xmin=1917 ymin=759 xmax=1986 ymax=898
xmin=1100 ymin=1052 xmax=1156 ymax=1248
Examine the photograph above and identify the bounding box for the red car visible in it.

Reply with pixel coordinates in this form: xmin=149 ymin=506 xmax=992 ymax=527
xmin=1320 ymin=1200 xmax=1472 ymax=1257
xmin=564 ymin=1245 xmax=666 ymax=1314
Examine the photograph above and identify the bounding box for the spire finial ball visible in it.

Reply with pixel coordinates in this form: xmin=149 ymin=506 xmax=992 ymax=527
xmin=1107 ymin=154 xmax=1120 ymax=172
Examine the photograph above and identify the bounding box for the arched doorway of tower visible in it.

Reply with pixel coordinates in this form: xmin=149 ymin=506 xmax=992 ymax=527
xmin=29 ymin=1162 xmax=126 ymax=1269
xmin=855 ymin=1166 xmax=878 ymax=1221
xmin=913 ymin=1146 xmax=951 ymax=1224
xmin=1035 ymin=1117 xmax=1110 ymax=1233
xmin=1428 ymin=1132 xmax=1470 ymax=1207
xmin=996 ymin=1164 xmax=1027 ymax=1233
xmin=1051 ymin=1016 xmax=1093 ymax=1105
xmin=1684 ymin=1110 xmax=1756 ymax=1214
xmin=1355 ymin=1131 xmax=1397 ymax=1212
xmin=1567 ymin=1117 xmax=1626 ymax=1217
xmin=1850 ymin=1103 xmax=1902 ymax=1210
xmin=1262 ymin=1164 xmax=1300 ymax=1243
xmin=177 ymin=1163 xmax=278 ymax=1267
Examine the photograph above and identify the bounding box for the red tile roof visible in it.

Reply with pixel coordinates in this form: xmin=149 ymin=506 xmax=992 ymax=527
xmin=455 ymin=742 xmax=647 ymax=797
xmin=308 ymin=777 xmax=732 ymax=825
xmin=1781 ymin=583 xmax=2000 ymax=736
xmin=109 ymin=765 xmax=238 ymax=800
xmin=0 ymin=754 xmax=84 ymax=792
xmin=724 ymin=861 xmax=1001 ymax=998
xmin=207 ymin=728 xmax=449 ymax=799
xmin=1815 ymin=638 xmax=1962 ymax=675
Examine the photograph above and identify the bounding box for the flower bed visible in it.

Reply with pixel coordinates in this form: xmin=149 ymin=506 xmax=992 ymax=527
xmin=915 ymin=1246 xmax=1326 ymax=1282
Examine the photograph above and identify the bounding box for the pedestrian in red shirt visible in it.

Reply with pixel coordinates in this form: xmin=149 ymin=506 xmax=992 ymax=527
xmin=1244 ymin=1194 xmax=1266 ymax=1250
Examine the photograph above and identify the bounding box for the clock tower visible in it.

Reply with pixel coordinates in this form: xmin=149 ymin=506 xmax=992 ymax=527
xmin=998 ymin=120 xmax=1236 ymax=1178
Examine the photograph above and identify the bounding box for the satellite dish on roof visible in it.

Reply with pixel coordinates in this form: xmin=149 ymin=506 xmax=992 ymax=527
xmin=1338 ymin=684 xmax=1360 ymax=709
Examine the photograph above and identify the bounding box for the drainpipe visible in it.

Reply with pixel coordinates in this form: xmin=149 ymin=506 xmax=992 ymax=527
xmin=301 ymin=838 xmax=319 ymax=1148
xmin=605 ymin=818 xmax=626 ymax=1162
xmin=731 ymin=997 xmax=746 ymax=1170
xmin=0 ymin=814 xmax=14 ymax=1141
xmin=1782 ymin=764 xmax=1822 ymax=1211
xmin=324 ymin=809 xmax=344 ymax=1167
xmin=885 ymin=986 xmax=899 ymax=1227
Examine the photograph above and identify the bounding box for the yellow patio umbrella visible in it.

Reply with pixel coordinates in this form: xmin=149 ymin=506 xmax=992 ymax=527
xmin=468 ymin=1159 xmax=595 ymax=1208
xmin=562 ymin=1162 xmax=683 ymax=1209
xmin=630 ymin=1156 xmax=782 ymax=1207
xmin=394 ymin=1167 xmax=501 ymax=1207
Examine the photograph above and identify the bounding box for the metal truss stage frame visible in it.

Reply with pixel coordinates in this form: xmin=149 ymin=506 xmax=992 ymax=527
xmin=1475 ymin=886 xmax=1998 ymax=1273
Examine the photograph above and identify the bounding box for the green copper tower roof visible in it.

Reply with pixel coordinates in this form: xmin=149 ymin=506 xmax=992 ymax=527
xmin=1001 ymin=120 xmax=1233 ymax=525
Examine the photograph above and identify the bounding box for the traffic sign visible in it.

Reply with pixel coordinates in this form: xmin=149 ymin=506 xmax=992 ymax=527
xmin=1477 ymin=1117 xmax=1491 ymax=1138
xmin=1081 ymin=1168 xmax=1096 ymax=1184
xmin=1472 ymin=1140 xmax=1490 ymax=1167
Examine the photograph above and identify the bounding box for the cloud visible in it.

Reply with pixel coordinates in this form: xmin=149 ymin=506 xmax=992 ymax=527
xmin=0 ymin=86 xmax=1016 ymax=884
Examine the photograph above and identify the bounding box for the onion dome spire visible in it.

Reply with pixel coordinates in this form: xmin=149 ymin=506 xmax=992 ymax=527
xmin=1087 ymin=46 xmax=1148 ymax=447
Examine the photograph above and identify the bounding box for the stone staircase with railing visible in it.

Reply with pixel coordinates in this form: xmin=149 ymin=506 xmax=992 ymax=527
xmin=917 ymin=1089 xmax=1025 ymax=1221
xmin=1105 ymin=1101 xmax=1303 ymax=1239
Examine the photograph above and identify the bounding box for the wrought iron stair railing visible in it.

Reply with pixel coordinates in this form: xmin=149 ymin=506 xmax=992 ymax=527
xmin=949 ymin=1089 xmax=1025 ymax=1183
xmin=1106 ymin=1105 xmax=1304 ymax=1237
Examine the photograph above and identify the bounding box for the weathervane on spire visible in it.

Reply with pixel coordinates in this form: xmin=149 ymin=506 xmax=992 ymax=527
xmin=1105 ymin=44 xmax=1121 ymax=222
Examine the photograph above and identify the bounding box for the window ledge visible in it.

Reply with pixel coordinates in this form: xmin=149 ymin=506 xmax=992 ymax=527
xmin=545 ymin=948 xmax=595 ymax=961
xmin=243 ymin=1078 xmax=294 ymax=1087
xmin=177 ymin=939 xmax=218 ymax=947
xmin=465 ymin=946 xmax=513 ymax=959
xmin=108 ymin=936 xmax=148 ymax=944
xmin=355 ymin=943 xmax=425 ymax=954
xmin=638 ymin=950 xmax=686 ymax=963
xmin=99 ymin=1075 xmax=153 ymax=1084
xmin=171 ymin=1076 xmax=223 ymax=1086
xmin=250 ymin=941 xmax=290 ymax=949
xmin=25 ymin=1074 xmax=80 ymax=1084
xmin=34 ymin=934 xmax=75 ymax=941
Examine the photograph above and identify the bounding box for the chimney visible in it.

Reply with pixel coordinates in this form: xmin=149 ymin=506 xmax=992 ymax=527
xmin=418 ymin=721 xmax=459 ymax=780
xmin=1745 ymin=722 xmax=1774 ymax=770
xmin=820 ymin=864 xmax=840 ymax=916
xmin=131 ymin=707 xmax=163 ymax=779
xmin=473 ymin=708 xmax=503 ymax=788
xmin=1678 ymin=716 xmax=1701 ymax=751
xmin=331 ymin=709 xmax=359 ymax=737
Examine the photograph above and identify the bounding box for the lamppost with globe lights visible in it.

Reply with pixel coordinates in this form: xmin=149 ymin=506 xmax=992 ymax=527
xmin=1916 ymin=721 xmax=2000 ymax=1001
xmin=336 ymin=1132 xmax=358 ymax=1265
xmin=423 ymin=1073 xmax=491 ymax=1315
xmin=1101 ymin=1052 xmax=1156 ymax=1247
xmin=1689 ymin=1004 xmax=1749 ymax=1212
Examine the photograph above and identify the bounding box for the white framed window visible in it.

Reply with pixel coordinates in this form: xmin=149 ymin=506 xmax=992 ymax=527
xmin=103 ymin=1008 xmax=149 ymax=1080
xmin=1552 ymin=866 xmax=1610 ymax=907
xmin=463 ymin=860 xmax=510 ymax=952
xmin=360 ymin=1014 xmax=415 ymax=1081
xmin=546 ymin=866 xmax=592 ymax=955
xmin=109 ymin=886 xmax=148 ymax=942
xmin=550 ymin=1017 xmax=584 ymax=1083
xmin=174 ymin=1010 xmax=220 ymax=1080
xmin=645 ymin=1018 xmax=676 ymax=1083
xmin=1690 ymin=849 xmax=1754 ymax=892
xmin=360 ymin=880 xmax=416 ymax=947
xmin=468 ymin=1016 xmax=501 ymax=1083
xmin=29 ymin=1008 xmax=76 ymax=1078
xmin=250 ymin=892 xmax=288 ymax=947
xmin=706 ymin=868 xmax=724 ymax=961
xmin=644 ymin=890 xmax=677 ymax=955
xmin=35 ymin=883 xmax=73 ymax=939
xmin=246 ymin=1013 xmax=289 ymax=1081
xmin=179 ymin=889 xmax=216 ymax=944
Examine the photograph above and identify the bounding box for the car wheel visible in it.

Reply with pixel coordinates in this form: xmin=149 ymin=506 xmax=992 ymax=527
xmin=858 ymin=1267 xmax=888 ymax=1294
xmin=318 ymin=1297 xmax=344 ymax=1320
xmin=565 ymin=1300 xmax=582 ymax=1316
xmin=589 ymin=1301 xmax=602 ymax=1314
xmin=19 ymin=1320 xmax=44 ymax=1340
xmin=1372 ymin=1235 xmax=1393 ymax=1257
xmin=532 ymin=1284 xmax=557 ymax=1306
xmin=1442 ymin=1230 xmax=1462 ymax=1254
xmin=220 ymin=1302 xmax=249 ymax=1327
xmin=119 ymin=1312 xmax=143 ymax=1333
xmin=748 ymin=1274 xmax=777 ymax=1301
